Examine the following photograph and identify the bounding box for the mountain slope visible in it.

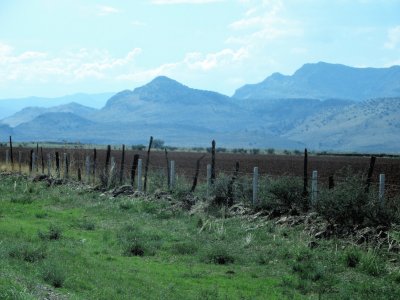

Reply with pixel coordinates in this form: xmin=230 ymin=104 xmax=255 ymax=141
xmin=0 ymin=92 xmax=113 ymax=119
xmin=1 ymin=102 xmax=97 ymax=127
xmin=234 ymin=62 xmax=400 ymax=100
xmin=284 ymin=98 xmax=400 ymax=152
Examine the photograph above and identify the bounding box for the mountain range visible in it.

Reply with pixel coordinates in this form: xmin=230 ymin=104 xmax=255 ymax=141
xmin=1 ymin=62 xmax=399 ymax=153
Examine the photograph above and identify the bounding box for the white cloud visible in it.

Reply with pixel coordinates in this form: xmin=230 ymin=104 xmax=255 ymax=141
xmin=0 ymin=44 xmax=142 ymax=83
xmin=226 ymin=0 xmax=302 ymax=46
xmin=116 ymin=47 xmax=249 ymax=82
xmin=151 ymin=0 xmax=224 ymax=4
xmin=384 ymin=26 xmax=400 ymax=49
xmin=97 ymin=5 xmax=120 ymax=16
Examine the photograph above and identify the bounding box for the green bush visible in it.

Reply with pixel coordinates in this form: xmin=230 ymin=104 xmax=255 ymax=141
xmin=41 ymin=261 xmax=66 ymax=288
xmin=315 ymin=171 xmax=400 ymax=227
xmin=202 ymin=243 xmax=235 ymax=265
xmin=8 ymin=243 xmax=46 ymax=263
xmin=261 ymin=176 xmax=306 ymax=212
xmin=38 ymin=224 xmax=62 ymax=240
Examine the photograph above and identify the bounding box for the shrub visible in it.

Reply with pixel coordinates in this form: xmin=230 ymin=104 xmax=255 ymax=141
xmin=315 ymin=170 xmax=400 ymax=227
xmin=38 ymin=224 xmax=62 ymax=240
xmin=41 ymin=261 xmax=66 ymax=288
xmin=261 ymin=176 xmax=306 ymax=212
xmin=202 ymin=244 xmax=235 ymax=265
xmin=8 ymin=243 xmax=46 ymax=263
xmin=171 ymin=241 xmax=198 ymax=255
xmin=344 ymin=248 xmax=361 ymax=268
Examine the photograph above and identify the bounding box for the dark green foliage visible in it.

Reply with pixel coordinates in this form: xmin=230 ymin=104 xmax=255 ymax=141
xmin=10 ymin=194 xmax=33 ymax=204
xmin=8 ymin=243 xmax=46 ymax=263
xmin=203 ymin=244 xmax=235 ymax=265
xmin=171 ymin=241 xmax=198 ymax=255
xmin=38 ymin=224 xmax=62 ymax=240
xmin=41 ymin=261 xmax=66 ymax=288
xmin=315 ymin=170 xmax=400 ymax=227
xmin=261 ymin=176 xmax=306 ymax=212
xmin=344 ymin=248 xmax=361 ymax=268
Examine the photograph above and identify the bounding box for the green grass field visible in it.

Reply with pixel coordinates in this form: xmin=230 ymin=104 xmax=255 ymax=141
xmin=1 ymin=172 xmax=400 ymax=299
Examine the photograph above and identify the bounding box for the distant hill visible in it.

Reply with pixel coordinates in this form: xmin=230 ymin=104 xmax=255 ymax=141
xmin=0 ymin=92 xmax=113 ymax=119
xmin=1 ymin=102 xmax=97 ymax=127
xmin=3 ymin=65 xmax=400 ymax=153
xmin=284 ymin=98 xmax=400 ymax=152
xmin=233 ymin=62 xmax=400 ymax=100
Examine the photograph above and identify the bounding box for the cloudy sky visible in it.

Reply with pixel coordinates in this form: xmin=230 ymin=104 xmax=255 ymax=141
xmin=0 ymin=0 xmax=399 ymax=98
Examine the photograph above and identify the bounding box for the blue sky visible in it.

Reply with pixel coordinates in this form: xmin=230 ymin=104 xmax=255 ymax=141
xmin=0 ymin=0 xmax=399 ymax=98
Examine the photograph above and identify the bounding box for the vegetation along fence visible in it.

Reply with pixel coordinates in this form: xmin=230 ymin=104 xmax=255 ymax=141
xmin=1 ymin=136 xmax=399 ymax=208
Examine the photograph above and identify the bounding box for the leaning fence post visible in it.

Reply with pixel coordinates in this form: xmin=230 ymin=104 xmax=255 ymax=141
xmin=29 ymin=150 xmax=33 ymax=174
xmin=311 ymin=170 xmax=318 ymax=204
xmin=379 ymin=174 xmax=385 ymax=205
xmin=137 ymin=158 xmax=143 ymax=192
xmin=253 ymin=167 xmax=259 ymax=206
xmin=169 ymin=160 xmax=175 ymax=189
xmin=365 ymin=156 xmax=376 ymax=193
xmin=144 ymin=136 xmax=153 ymax=192
xmin=206 ymin=164 xmax=212 ymax=197
xmin=47 ymin=153 xmax=51 ymax=176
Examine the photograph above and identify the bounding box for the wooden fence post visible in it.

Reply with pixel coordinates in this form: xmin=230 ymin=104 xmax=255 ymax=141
xmin=190 ymin=155 xmax=205 ymax=193
xmin=303 ymin=148 xmax=308 ymax=196
xmin=9 ymin=136 xmax=14 ymax=170
xmin=211 ymin=140 xmax=216 ymax=184
xmin=227 ymin=162 xmax=240 ymax=206
xmin=144 ymin=136 xmax=153 ymax=192
xmin=119 ymin=144 xmax=125 ymax=185
xmin=169 ymin=160 xmax=175 ymax=190
xmin=131 ymin=154 xmax=139 ymax=187
xmin=55 ymin=152 xmax=60 ymax=178
xmin=137 ymin=158 xmax=143 ymax=192
xmin=379 ymin=174 xmax=385 ymax=205
xmin=29 ymin=149 xmax=33 ymax=174
xmin=328 ymin=175 xmax=334 ymax=189
xmin=253 ymin=167 xmax=259 ymax=206
xmin=311 ymin=170 xmax=318 ymax=204
xmin=365 ymin=156 xmax=376 ymax=193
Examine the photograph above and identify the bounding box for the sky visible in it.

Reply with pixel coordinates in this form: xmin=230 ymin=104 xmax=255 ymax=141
xmin=0 ymin=0 xmax=399 ymax=98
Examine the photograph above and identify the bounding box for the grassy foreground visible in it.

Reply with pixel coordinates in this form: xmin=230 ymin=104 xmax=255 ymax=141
xmin=0 ymin=173 xmax=400 ymax=299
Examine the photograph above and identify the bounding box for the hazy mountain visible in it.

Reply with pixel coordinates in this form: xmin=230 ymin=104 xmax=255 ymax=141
xmin=0 ymin=92 xmax=113 ymax=119
xmin=1 ymin=102 xmax=97 ymax=127
xmin=4 ymin=66 xmax=400 ymax=152
xmin=93 ymin=76 xmax=246 ymax=131
xmin=0 ymin=124 xmax=12 ymax=138
xmin=234 ymin=62 xmax=400 ymax=100
xmin=284 ymin=98 xmax=400 ymax=152
xmin=13 ymin=112 xmax=95 ymax=142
